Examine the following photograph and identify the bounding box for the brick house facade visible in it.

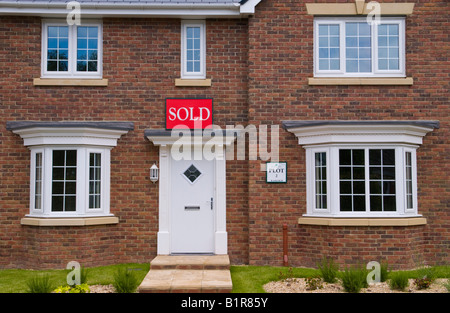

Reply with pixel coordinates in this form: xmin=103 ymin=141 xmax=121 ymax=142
xmin=0 ymin=0 xmax=448 ymax=270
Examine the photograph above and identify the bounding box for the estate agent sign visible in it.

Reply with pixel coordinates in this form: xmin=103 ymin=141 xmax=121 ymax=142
xmin=166 ymin=98 xmax=213 ymax=130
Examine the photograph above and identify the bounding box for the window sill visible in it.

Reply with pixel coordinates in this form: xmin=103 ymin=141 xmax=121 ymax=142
xmin=33 ymin=78 xmax=108 ymax=87
xmin=175 ymin=78 xmax=212 ymax=87
xmin=298 ymin=216 xmax=426 ymax=227
xmin=21 ymin=216 xmax=119 ymax=226
xmin=308 ymin=77 xmax=413 ymax=86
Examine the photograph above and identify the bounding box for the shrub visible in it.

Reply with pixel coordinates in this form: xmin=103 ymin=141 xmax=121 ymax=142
xmin=417 ymin=266 xmax=436 ymax=282
xmin=413 ymin=265 xmax=435 ymax=290
xmin=53 ymin=283 xmax=90 ymax=293
xmin=317 ymin=257 xmax=339 ymax=283
xmin=305 ymin=276 xmax=323 ymax=291
xmin=80 ymin=266 xmax=89 ymax=285
xmin=389 ymin=271 xmax=409 ymax=291
xmin=26 ymin=274 xmax=54 ymax=293
xmin=414 ymin=277 xmax=433 ymax=290
xmin=380 ymin=261 xmax=390 ymax=282
xmin=278 ymin=267 xmax=295 ymax=282
xmin=113 ymin=267 xmax=139 ymax=293
xmin=340 ymin=265 xmax=368 ymax=293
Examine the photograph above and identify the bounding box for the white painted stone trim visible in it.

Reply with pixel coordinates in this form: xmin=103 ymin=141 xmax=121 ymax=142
xmin=10 ymin=127 xmax=130 ymax=147
xmin=285 ymin=123 xmax=436 ymax=147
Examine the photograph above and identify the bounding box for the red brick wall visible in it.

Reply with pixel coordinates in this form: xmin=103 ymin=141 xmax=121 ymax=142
xmin=0 ymin=16 xmax=249 ymax=269
xmin=0 ymin=0 xmax=448 ymax=270
xmin=247 ymin=0 xmax=449 ymax=269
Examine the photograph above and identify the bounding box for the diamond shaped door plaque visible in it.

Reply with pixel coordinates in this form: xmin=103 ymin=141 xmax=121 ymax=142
xmin=183 ymin=164 xmax=202 ymax=183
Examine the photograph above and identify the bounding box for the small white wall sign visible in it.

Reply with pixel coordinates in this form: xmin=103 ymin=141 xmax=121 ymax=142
xmin=266 ymin=162 xmax=287 ymax=183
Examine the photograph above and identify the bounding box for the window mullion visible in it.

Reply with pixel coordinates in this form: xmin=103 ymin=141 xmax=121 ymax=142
xmin=372 ymin=21 xmax=377 ymax=75
xmin=76 ymin=148 xmax=86 ymax=216
xmin=364 ymin=148 xmax=370 ymax=212
xmin=43 ymin=147 xmax=52 ymax=216
xmin=69 ymin=24 xmax=75 ymax=76
xmin=330 ymin=147 xmax=340 ymax=215
xmin=340 ymin=21 xmax=346 ymax=74
xmin=395 ymin=147 xmax=405 ymax=214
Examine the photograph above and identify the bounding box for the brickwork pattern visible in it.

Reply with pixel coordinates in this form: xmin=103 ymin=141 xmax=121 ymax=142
xmin=0 ymin=17 xmax=249 ymax=269
xmin=0 ymin=0 xmax=448 ymax=270
xmin=246 ymin=0 xmax=449 ymax=268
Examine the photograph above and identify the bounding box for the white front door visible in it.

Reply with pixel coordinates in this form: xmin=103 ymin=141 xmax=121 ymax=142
xmin=170 ymin=150 xmax=215 ymax=253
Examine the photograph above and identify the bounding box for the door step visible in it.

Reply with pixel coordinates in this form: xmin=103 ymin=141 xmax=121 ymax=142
xmin=138 ymin=255 xmax=233 ymax=293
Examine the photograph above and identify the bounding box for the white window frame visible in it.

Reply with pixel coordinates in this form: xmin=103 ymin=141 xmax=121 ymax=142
xmin=29 ymin=146 xmax=111 ymax=218
xmin=307 ymin=148 xmax=331 ymax=214
xmin=305 ymin=144 xmax=418 ymax=218
xmin=9 ymin=123 xmax=131 ymax=219
xmin=313 ymin=17 xmax=405 ymax=78
xmin=85 ymin=148 xmax=110 ymax=215
xmin=403 ymin=147 xmax=417 ymax=213
xmin=41 ymin=19 xmax=103 ymax=79
xmin=181 ymin=20 xmax=206 ymax=79
xmin=30 ymin=149 xmax=45 ymax=215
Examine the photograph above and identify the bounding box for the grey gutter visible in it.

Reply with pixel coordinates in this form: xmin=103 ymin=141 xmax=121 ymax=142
xmin=6 ymin=120 xmax=135 ymax=131
xmin=144 ymin=128 xmax=240 ymax=137
xmin=0 ymin=1 xmax=241 ymax=10
xmin=281 ymin=120 xmax=440 ymax=130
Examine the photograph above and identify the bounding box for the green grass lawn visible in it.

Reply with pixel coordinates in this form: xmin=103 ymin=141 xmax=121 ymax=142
xmin=230 ymin=265 xmax=319 ymax=293
xmin=0 ymin=263 xmax=448 ymax=293
xmin=0 ymin=263 xmax=149 ymax=293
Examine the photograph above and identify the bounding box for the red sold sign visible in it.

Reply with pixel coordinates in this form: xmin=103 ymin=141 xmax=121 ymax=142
xmin=166 ymin=98 xmax=213 ymax=130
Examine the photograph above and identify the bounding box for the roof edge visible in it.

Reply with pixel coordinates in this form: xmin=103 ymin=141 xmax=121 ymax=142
xmin=282 ymin=120 xmax=440 ymax=131
xmin=6 ymin=121 xmax=135 ymax=132
xmin=0 ymin=1 xmax=256 ymax=18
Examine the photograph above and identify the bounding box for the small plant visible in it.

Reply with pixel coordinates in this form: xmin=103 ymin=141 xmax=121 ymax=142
xmin=113 ymin=266 xmax=139 ymax=293
xmin=417 ymin=265 xmax=436 ymax=281
xmin=79 ymin=266 xmax=89 ymax=284
xmin=340 ymin=265 xmax=368 ymax=293
xmin=26 ymin=274 xmax=54 ymax=293
xmin=305 ymin=276 xmax=323 ymax=291
xmin=414 ymin=277 xmax=433 ymax=290
xmin=317 ymin=257 xmax=339 ymax=283
xmin=412 ymin=264 xmax=435 ymax=290
xmin=389 ymin=271 xmax=409 ymax=291
xmin=379 ymin=261 xmax=390 ymax=282
xmin=278 ymin=267 xmax=295 ymax=282
xmin=53 ymin=283 xmax=90 ymax=293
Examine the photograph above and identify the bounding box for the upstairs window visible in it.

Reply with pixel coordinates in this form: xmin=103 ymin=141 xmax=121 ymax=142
xmin=314 ymin=17 xmax=405 ymax=77
xmin=42 ymin=20 xmax=102 ymax=78
xmin=181 ymin=20 xmax=206 ymax=79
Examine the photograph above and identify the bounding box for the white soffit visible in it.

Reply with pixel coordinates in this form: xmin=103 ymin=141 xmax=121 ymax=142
xmin=7 ymin=121 xmax=133 ymax=147
xmin=282 ymin=120 xmax=439 ymax=146
xmin=0 ymin=1 xmax=261 ymax=18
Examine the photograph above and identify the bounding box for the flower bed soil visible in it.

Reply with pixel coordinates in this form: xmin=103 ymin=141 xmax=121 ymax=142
xmin=263 ymin=278 xmax=448 ymax=293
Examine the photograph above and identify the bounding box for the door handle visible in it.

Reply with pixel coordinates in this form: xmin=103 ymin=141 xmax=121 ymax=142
xmin=207 ymin=197 xmax=213 ymax=210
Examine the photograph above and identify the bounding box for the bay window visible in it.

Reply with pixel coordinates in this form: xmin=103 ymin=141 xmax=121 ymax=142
xmin=310 ymin=146 xmax=415 ymax=216
xmin=30 ymin=147 xmax=110 ymax=217
xmin=7 ymin=121 xmax=133 ymax=219
xmin=283 ymin=120 xmax=439 ymax=219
